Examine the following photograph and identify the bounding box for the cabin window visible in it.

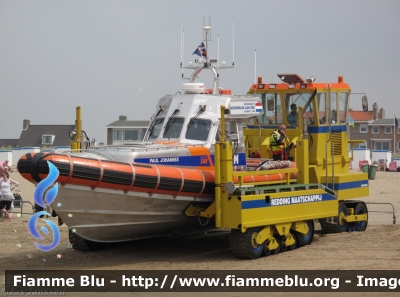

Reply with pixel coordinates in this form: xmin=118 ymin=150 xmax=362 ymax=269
xmin=162 ymin=117 xmax=184 ymax=139
xmin=285 ymin=92 xmax=314 ymax=126
xmin=360 ymin=124 xmax=368 ymax=133
xmin=359 ymin=143 xmax=367 ymax=149
xmin=330 ymin=92 xmax=338 ymax=124
xmin=385 ymin=126 xmax=392 ymax=134
xmin=339 ymin=92 xmax=348 ymax=123
xmin=257 ymin=93 xmax=283 ymax=125
xmin=42 ymin=135 xmax=54 ymax=145
xmin=319 ymin=91 xmax=338 ymax=124
xmin=372 ymin=126 xmax=379 ymax=134
xmin=147 ymin=118 xmax=164 ymax=140
xmin=317 ymin=92 xmax=327 ymax=124
xmin=186 ymin=119 xmax=211 ymax=141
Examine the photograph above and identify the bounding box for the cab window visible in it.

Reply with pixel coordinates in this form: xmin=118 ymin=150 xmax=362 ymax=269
xmin=256 ymin=93 xmax=283 ymax=125
xmin=186 ymin=119 xmax=211 ymax=141
xmin=162 ymin=117 xmax=184 ymax=139
xmin=147 ymin=118 xmax=164 ymax=140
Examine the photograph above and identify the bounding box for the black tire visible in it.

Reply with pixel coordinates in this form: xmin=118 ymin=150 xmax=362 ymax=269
xmin=354 ymin=203 xmax=368 ymax=231
xmin=337 ymin=203 xmax=349 ymax=233
xmin=68 ymin=229 xmax=107 ymax=252
xmin=288 ymin=232 xmax=297 ymax=250
xmin=280 ymin=236 xmax=288 ymax=252
xmin=230 ymin=228 xmax=264 ymax=259
xmin=296 ymin=220 xmax=314 ymax=247
xmin=263 ymin=240 xmax=272 ymax=256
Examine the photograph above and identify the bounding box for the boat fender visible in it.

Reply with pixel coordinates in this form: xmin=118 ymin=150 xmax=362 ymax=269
xmin=30 ymin=153 xmax=45 ymax=183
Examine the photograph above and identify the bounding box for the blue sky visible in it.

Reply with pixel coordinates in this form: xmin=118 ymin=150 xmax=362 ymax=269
xmin=1 ymin=0 xmax=399 ymax=143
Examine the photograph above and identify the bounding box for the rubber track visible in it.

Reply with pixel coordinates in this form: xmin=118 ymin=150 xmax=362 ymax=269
xmin=319 ymin=219 xmax=339 ymax=233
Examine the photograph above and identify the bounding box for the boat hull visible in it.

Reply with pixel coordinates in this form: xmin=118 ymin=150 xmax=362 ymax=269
xmin=54 ymin=186 xmax=214 ymax=242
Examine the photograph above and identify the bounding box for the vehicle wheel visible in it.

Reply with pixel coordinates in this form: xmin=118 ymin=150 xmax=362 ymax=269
xmin=337 ymin=203 xmax=349 ymax=233
xmin=263 ymin=240 xmax=271 ymax=256
xmin=230 ymin=228 xmax=264 ymax=259
xmin=296 ymin=220 xmax=314 ymax=246
xmin=271 ymin=237 xmax=280 ymax=254
xmin=288 ymin=232 xmax=297 ymax=250
xmin=280 ymin=236 xmax=288 ymax=252
xmin=354 ymin=203 xmax=368 ymax=231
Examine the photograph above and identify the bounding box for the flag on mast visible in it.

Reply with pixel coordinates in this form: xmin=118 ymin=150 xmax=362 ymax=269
xmin=193 ymin=42 xmax=206 ymax=57
xmin=395 ymin=116 xmax=399 ymax=128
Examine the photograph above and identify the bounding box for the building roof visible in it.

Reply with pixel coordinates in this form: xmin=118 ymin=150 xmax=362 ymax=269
xmin=349 ymin=111 xmax=374 ymax=122
xmin=369 ymin=119 xmax=396 ymax=126
xmin=106 ymin=120 xmax=150 ymax=128
xmin=0 ymin=139 xmax=19 ymax=148
xmin=17 ymin=125 xmax=76 ymax=147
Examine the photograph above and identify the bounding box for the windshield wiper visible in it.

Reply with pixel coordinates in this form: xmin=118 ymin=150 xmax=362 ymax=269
xmin=163 ymin=108 xmax=180 ymax=136
xmin=147 ymin=105 xmax=165 ymax=139
xmin=187 ymin=105 xmax=206 ymax=129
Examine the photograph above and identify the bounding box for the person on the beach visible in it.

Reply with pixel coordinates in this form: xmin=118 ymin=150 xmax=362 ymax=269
xmin=270 ymin=125 xmax=296 ymax=161
xmin=0 ymin=171 xmax=19 ymax=221
xmin=1 ymin=160 xmax=12 ymax=173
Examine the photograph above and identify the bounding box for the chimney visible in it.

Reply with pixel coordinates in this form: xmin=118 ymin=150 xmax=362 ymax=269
xmin=23 ymin=119 xmax=30 ymax=130
xmin=373 ymin=103 xmax=378 ymax=120
xmin=379 ymin=108 xmax=385 ymax=119
xmin=119 ymin=115 xmax=127 ymax=121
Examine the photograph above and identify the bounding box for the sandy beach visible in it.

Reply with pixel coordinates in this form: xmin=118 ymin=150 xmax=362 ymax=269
xmin=1 ymin=168 xmax=400 ymax=296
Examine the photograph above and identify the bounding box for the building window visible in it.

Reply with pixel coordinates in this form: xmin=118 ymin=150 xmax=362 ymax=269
xmin=113 ymin=129 xmax=140 ymax=141
xmin=42 ymin=135 xmax=54 ymax=145
xmin=385 ymin=126 xmax=392 ymax=134
xmin=360 ymin=124 xmax=368 ymax=133
xmin=374 ymin=141 xmax=390 ymax=151
xmin=398 ymin=127 xmax=400 ymax=134
xmin=398 ymin=141 xmax=400 ymax=151
xmin=124 ymin=130 xmax=139 ymax=140
xmin=372 ymin=126 xmax=379 ymax=134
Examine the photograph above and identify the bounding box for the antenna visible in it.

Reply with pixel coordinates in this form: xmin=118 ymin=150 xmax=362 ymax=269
xmin=254 ymin=49 xmax=257 ymax=86
xmin=203 ymin=17 xmax=212 ymax=59
xmin=180 ymin=20 xmax=183 ymax=77
xmin=217 ymin=35 xmax=220 ymax=72
xmin=232 ymin=18 xmax=235 ymax=66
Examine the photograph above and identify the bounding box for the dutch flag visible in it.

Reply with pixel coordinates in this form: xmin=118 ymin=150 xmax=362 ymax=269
xmin=255 ymin=102 xmax=263 ymax=113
